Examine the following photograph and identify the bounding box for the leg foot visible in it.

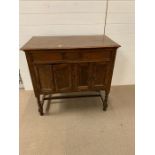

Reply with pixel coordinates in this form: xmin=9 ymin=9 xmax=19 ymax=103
xmin=100 ymin=91 xmax=109 ymax=111
xmin=103 ymin=101 xmax=108 ymax=111
xmin=37 ymin=96 xmax=44 ymax=116
xmin=38 ymin=108 xmax=44 ymax=116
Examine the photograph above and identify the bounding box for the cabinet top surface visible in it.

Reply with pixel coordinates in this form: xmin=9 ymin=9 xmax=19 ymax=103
xmin=21 ymin=35 xmax=120 ymax=51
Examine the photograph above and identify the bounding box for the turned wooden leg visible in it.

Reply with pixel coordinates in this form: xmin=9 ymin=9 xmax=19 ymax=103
xmin=103 ymin=92 xmax=108 ymax=111
xmin=100 ymin=90 xmax=109 ymax=111
xmin=36 ymin=96 xmax=44 ymax=116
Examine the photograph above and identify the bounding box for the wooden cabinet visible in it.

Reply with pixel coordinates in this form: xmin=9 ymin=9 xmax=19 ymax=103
xmin=21 ymin=35 xmax=120 ymax=115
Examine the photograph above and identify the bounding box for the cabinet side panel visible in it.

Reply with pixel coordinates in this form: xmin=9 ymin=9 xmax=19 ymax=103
xmin=105 ymin=49 xmax=117 ymax=93
xmin=25 ymin=52 xmax=38 ymax=97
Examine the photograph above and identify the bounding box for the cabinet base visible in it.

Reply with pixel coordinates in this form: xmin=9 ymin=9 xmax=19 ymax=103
xmin=37 ymin=91 xmax=109 ymax=116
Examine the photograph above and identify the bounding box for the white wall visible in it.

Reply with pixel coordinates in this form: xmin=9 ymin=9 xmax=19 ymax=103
xmin=19 ymin=0 xmax=135 ymax=90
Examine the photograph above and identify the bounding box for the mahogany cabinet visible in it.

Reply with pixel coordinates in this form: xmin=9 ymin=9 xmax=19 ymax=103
xmin=21 ymin=35 xmax=120 ymax=115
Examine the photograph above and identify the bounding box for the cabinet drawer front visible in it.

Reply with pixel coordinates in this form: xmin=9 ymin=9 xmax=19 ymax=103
xmin=81 ymin=50 xmax=111 ymax=61
xmin=32 ymin=52 xmax=80 ymax=62
xmin=32 ymin=52 xmax=62 ymax=62
xmin=31 ymin=48 xmax=113 ymax=63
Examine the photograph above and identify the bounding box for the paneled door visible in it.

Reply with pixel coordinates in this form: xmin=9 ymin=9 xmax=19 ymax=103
xmin=34 ymin=63 xmax=73 ymax=93
xmin=75 ymin=62 xmax=92 ymax=91
xmin=92 ymin=62 xmax=108 ymax=90
xmin=34 ymin=62 xmax=109 ymax=93
xmin=34 ymin=64 xmax=54 ymax=93
xmin=52 ymin=64 xmax=72 ymax=92
xmin=75 ymin=62 xmax=108 ymax=91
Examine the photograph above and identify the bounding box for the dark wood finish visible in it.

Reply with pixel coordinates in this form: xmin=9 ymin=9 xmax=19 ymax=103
xmin=43 ymin=93 xmax=100 ymax=100
xmin=21 ymin=35 xmax=120 ymax=115
xmin=21 ymin=35 xmax=120 ymax=50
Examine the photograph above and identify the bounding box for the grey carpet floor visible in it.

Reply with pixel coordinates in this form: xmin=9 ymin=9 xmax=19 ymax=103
xmin=20 ymin=85 xmax=135 ymax=155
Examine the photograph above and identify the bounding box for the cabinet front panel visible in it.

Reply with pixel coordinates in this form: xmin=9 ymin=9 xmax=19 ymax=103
xmin=32 ymin=52 xmax=62 ymax=62
xmin=31 ymin=48 xmax=113 ymax=63
xmin=30 ymin=49 xmax=115 ymax=93
xmin=53 ymin=64 xmax=72 ymax=91
xmin=34 ymin=65 xmax=54 ymax=92
xmin=92 ymin=62 xmax=108 ymax=89
xmin=81 ymin=50 xmax=111 ymax=61
xmin=75 ymin=63 xmax=91 ymax=90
